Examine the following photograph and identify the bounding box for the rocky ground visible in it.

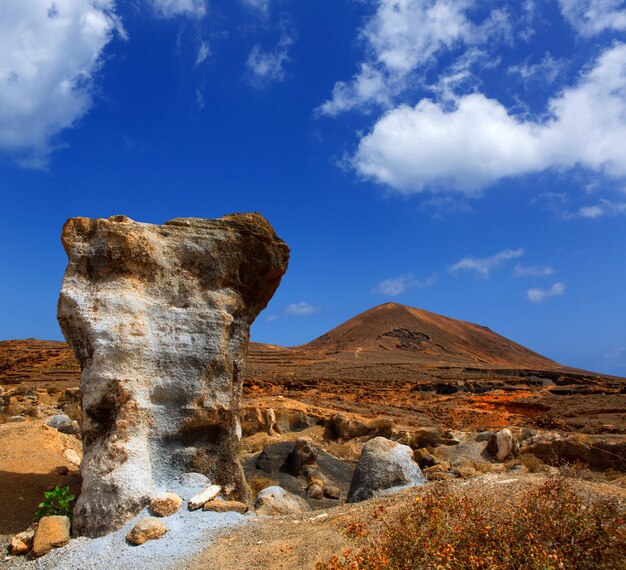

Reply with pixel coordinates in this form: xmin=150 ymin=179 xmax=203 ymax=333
xmin=1 ymin=303 xmax=625 ymax=568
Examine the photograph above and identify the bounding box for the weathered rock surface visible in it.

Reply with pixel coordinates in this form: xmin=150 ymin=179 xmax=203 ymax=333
xmin=284 ymin=438 xmax=318 ymax=477
xmin=9 ymin=528 xmax=35 ymax=555
xmin=486 ymin=428 xmax=519 ymax=462
xmin=31 ymin=516 xmax=70 ymax=558
xmin=189 ymin=485 xmax=222 ymax=511
xmin=347 ymin=437 xmax=426 ymax=503
xmin=254 ymin=486 xmax=310 ymax=515
xmin=126 ymin=517 xmax=168 ymax=545
xmin=150 ymin=492 xmax=182 ymax=517
xmin=203 ymin=500 xmax=249 ymax=513
xmin=57 ymin=214 xmax=289 ymax=537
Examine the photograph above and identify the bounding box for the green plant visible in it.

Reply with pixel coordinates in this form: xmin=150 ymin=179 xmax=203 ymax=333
xmin=35 ymin=486 xmax=75 ymax=520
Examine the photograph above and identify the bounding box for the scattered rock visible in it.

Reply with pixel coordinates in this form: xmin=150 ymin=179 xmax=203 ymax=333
xmin=323 ymin=485 xmax=341 ymax=500
xmin=31 ymin=516 xmax=71 ymax=558
xmin=57 ymin=420 xmax=80 ymax=435
xmin=203 ymin=500 xmax=249 ymax=514
xmin=57 ymin=213 xmax=289 ymax=537
xmin=8 ymin=415 xmax=25 ymax=422
xmin=326 ymin=415 xmax=394 ymax=440
xmin=348 ymin=437 xmax=426 ymax=503
xmin=9 ymin=528 xmax=35 ymax=556
xmin=285 ymin=438 xmax=318 ymax=477
xmin=55 ymin=465 xmax=69 ymax=476
xmin=179 ymin=472 xmax=210 ymax=489
xmin=126 ymin=517 xmax=168 ymax=545
xmin=424 ymin=462 xmax=452 ymax=481
xmin=413 ymin=448 xmax=437 ymax=468
xmin=189 ymin=485 xmax=221 ymax=511
xmin=254 ymin=486 xmax=310 ymax=515
xmin=487 ymin=429 xmax=519 ymax=462
xmin=150 ymin=493 xmax=182 ymax=517
xmin=63 ymin=448 xmax=81 ymax=469
xmin=46 ymin=414 xmax=72 ymax=430
xmin=307 ymin=484 xmax=324 ymax=500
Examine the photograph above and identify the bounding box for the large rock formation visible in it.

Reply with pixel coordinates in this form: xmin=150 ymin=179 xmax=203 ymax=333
xmin=57 ymin=214 xmax=289 ymax=537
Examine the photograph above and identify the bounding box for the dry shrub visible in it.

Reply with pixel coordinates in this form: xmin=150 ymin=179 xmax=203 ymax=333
xmin=318 ymin=475 xmax=626 ymax=570
xmin=324 ymin=440 xmax=362 ymax=462
xmin=248 ymin=475 xmax=274 ymax=496
xmin=519 ymin=453 xmax=545 ymax=473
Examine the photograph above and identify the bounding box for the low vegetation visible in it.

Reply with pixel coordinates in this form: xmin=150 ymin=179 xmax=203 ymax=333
xmin=318 ymin=473 xmax=626 ymax=570
xmin=35 ymin=486 xmax=75 ymax=520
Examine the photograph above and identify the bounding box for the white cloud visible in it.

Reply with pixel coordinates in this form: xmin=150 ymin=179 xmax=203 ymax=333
xmin=196 ymin=41 xmax=210 ymax=65
xmin=513 ymin=264 xmax=555 ymax=277
xmin=0 ymin=0 xmax=123 ymax=167
xmin=507 ymin=53 xmax=565 ymax=85
xmin=606 ymin=345 xmax=626 ymax=359
xmin=285 ymin=302 xmax=319 ymax=316
xmin=576 ymin=199 xmax=626 ymax=218
xmin=450 ymin=248 xmax=524 ymax=279
xmin=558 ymin=0 xmax=626 ymax=35
xmin=527 ymin=282 xmax=566 ymax=303
xmin=241 ymin=0 xmax=270 ymax=17
xmin=318 ymin=0 xmax=509 ymax=116
xmin=374 ymin=273 xmax=438 ymax=296
xmin=148 ymin=0 xmax=206 ymax=19
xmin=245 ymin=26 xmax=295 ymax=88
xmin=354 ymin=43 xmax=626 ymax=194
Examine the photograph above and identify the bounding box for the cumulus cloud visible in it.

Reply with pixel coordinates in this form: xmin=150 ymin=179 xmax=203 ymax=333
xmin=245 ymin=25 xmax=295 ymax=88
xmin=148 ymin=0 xmax=206 ymax=19
xmin=0 ymin=0 xmax=123 ymax=167
xmin=285 ymin=302 xmax=319 ymax=316
xmin=558 ymin=0 xmax=626 ymax=35
xmin=449 ymin=248 xmax=524 ymax=279
xmin=354 ymin=43 xmax=626 ymax=194
xmin=513 ymin=264 xmax=555 ymax=277
xmin=317 ymin=0 xmax=509 ymax=116
xmin=526 ymin=282 xmax=566 ymax=303
xmin=374 ymin=273 xmax=438 ymax=296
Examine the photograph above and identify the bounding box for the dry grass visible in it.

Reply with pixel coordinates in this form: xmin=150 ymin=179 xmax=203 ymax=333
xmin=318 ymin=472 xmax=626 ymax=570
xmin=324 ymin=440 xmax=362 ymax=462
xmin=248 ymin=475 xmax=274 ymax=496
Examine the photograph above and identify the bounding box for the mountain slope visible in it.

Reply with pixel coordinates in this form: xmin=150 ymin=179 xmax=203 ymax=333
xmin=299 ymin=302 xmax=560 ymax=369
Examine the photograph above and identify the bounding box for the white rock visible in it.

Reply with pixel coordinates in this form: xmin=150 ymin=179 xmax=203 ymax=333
xmin=188 ymin=485 xmax=221 ymax=511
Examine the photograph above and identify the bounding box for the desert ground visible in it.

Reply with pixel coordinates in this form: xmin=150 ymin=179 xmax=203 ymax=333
xmin=1 ymin=302 xmax=625 ymax=568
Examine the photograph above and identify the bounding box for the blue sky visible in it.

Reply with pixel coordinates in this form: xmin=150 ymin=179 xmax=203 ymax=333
xmin=1 ymin=0 xmax=625 ymax=375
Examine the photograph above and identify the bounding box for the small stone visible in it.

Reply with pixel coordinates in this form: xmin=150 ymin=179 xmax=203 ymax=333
xmin=31 ymin=516 xmax=70 ymax=558
xmin=57 ymin=420 xmax=80 ymax=435
xmin=413 ymin=448 xmax=437 ymax=468
xmin=150 ymin=493 xmax=182 ymax=517
xmin=203 ymin=500 xmax=248 ymax=514
xmin=189 ymin=485 xmax=221 ymax=511
xmin=254 ymin=486 xmax=310 ymax=516
xmin=307 ymin=484 xmax=324 ymax=500
xmin=323 ymin=486 xmax=341 ymax=500
xmin=63 ymin=449 xmax=81 ymax=469
xmin=55 ymin=466 xmax=69 ymax=476
xmin=455 ymin=465 xmax=477 ymax=479
xmin=9 ymin=528 xmax=35 ymax=555
xmin=126 ymin=517 xmax=168 ymax=545
xmin=179 ymin=472 xmax=210 ymax=489
xmin=8 ymin=416 xmax=25 ymax=422
xmin=46 ymin=414 xmax=72 ymax=430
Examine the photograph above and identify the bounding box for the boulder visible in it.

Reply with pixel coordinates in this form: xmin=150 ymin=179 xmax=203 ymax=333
xmin=31 ymin=516 xmax=71 ymax=558
xmin=150 ymin=492 xmax=182 ymax=517
xmin=126 ymin=517 xmax=168 ymax=545
xmin=46 ymin=414 xmax=72 ymax=430
xmin=57 ymin=214 xmax=289 ymax=537
xmin=487 ymin=428 xmax=519 ymax=462
xmin=348 ymin=437 xmax=426 ymax=503
xmin=326 ymin=414 xmax=393 ymax=440
xmin=203 ymin=500 xmax=249 ymax=514
xmin=189 ymin=485 xmax=222 ymax=511
xmin=284 ymin=438 xmax=318 ymax=477
xmin=254 ymin=486 xmax=310 ymax=515
xmin=9 ymin=528 xmax=35 ymax=555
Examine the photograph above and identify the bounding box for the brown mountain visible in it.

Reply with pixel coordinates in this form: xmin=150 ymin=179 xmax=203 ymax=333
xmin=299 ymin=302 xmax=560 ymax=369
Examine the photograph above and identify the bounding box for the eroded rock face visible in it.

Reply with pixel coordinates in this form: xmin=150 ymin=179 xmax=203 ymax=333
xmin=57 ymin=214 xmax=289 ymax=537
